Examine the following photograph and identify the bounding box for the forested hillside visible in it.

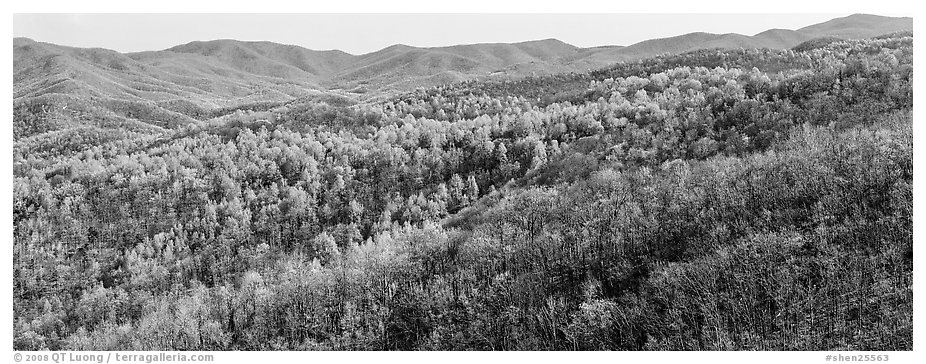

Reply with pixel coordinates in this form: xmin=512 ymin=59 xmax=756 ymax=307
xmin=12 ymin=33 xmax=913 ymax=351
xmin=13 ymin=14 xmax=912 ymax=137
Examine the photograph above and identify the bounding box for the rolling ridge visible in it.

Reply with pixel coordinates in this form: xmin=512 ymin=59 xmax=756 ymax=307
xmin=12 ymin=13 xmax=912 ymax=139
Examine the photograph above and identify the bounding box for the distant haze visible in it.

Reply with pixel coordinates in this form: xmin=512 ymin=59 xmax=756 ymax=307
xmin=12 ymin=13 xmax=863 ymax=55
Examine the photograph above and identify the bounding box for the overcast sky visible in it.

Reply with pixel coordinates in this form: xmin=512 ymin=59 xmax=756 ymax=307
xmin=12 ymin=13 xmax=876 ymax=55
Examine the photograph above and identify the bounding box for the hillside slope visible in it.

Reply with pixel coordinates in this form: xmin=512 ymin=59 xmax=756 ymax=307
xmin=12 ymin=13 xmax=912 ymax=136
xmin=798 ymin=13 xmax=913 ymax=38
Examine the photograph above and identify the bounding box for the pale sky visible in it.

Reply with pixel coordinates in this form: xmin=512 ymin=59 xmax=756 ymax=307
xmin=10 ymin=13 xmax=879 ymax=55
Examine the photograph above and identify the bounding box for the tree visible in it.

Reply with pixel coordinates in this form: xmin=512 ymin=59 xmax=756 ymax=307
xmin=449 ymin=174 xmax=465 ymax=211
xmin=312 ymin=232 xmax=339 ymax=265
xmin=465 ymin=175 xmax=480 ymax=205
xmin=530 ymin=141 xmax=548 ymax=170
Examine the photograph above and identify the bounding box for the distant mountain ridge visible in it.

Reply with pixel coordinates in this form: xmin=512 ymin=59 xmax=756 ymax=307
xmin=798 ymin=13 xmax=913 ymax=39
xmin=12 ymin=13 xmax=912 ymax=134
